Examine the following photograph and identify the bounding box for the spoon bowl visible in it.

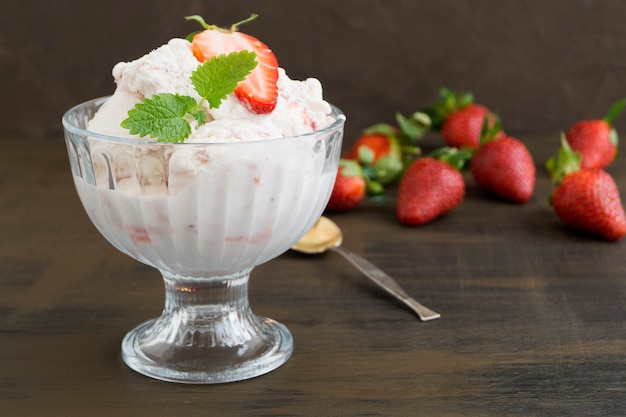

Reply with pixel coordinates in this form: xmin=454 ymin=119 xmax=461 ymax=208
xmin=292 ymin=216 xmax=343 ymax=254
xmin=292 ymin=216 xmax=440 ymax=321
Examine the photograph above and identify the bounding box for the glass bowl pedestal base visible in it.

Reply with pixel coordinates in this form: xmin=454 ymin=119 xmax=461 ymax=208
xmin=121 ymin=268 xmax=293 ymax=384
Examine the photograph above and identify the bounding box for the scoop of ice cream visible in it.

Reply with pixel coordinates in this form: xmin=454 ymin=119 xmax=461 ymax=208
xmin=85 ymin=34 xmax=337 ymax=200
xmin=113 ymin=38 xmax=201 ymax=99
xmin=88 ymin=38 xmax=332 ymax=142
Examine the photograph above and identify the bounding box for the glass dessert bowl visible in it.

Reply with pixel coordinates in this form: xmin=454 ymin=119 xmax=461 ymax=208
xmin=62 ymin=96 xmax=344 ymax=384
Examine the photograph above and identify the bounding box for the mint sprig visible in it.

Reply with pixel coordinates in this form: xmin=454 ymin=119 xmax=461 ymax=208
xmin=121 ymin=50 xmax=258 ymax=143
xmin=120 ymin=93 xmax=197 ymax=142
xmin=191 ymin=50 xmax=257 ymax=108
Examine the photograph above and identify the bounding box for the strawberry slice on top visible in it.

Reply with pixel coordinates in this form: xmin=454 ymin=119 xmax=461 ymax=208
xmin=187 ymin=14 xmax=279 ymax=114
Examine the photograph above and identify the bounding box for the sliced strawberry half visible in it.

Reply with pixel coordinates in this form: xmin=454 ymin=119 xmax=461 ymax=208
xmin=189 ymin=16 xmax=279 ymax=114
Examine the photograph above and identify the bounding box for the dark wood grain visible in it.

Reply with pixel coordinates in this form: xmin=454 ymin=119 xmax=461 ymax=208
xmin=1 ymin=136 xmax=626 ymax=416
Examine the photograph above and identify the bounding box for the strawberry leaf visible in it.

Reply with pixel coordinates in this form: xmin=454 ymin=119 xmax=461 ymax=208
xmin=365 ymin=178 xmax=385 ymax=197
xmin=362 ymin=123 xmax=397 ymax=137
xmin=396 ymin=111 xmax=431 ymax=141
xmin=479 ymin=114 xmax=503 ymax=146
xmin=357 ymin=145 xmax=376 ymax=165
xmin=191 ymin=50 xmax=258 ymax=109
xmin=338 ymin=159 xmax=363 ymax=178
xmin=429 ymin=146 xmax=474 ymax=171
xmin=372 ymin=154 xmax=404 ymax=184
xmin=603 ymin=98 xmax=626 ymax=125
xmin=610 ymin=128 xmax=619 ymax=148
xmin=422 ymin=86 xmax=474 ymax=130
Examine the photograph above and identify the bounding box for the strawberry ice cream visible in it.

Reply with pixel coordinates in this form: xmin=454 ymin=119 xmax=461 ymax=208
xmin=88 ymin=38 xmax=333 ymax=142
xmin=66 ymin=35 xmax=344 ymax=277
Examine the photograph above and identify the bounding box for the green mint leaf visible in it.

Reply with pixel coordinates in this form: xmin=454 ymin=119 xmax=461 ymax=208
xmin=191 ymin=50 xmax=258 ymax=108
xmin=120 ymin=93 xmax=197 ymax=143
xmin=192 ymin=109 xmax=207 ymax=125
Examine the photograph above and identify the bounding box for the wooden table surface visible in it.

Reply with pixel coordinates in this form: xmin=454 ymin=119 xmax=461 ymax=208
xmin=2 ymin=135 xmax=626 ymax=416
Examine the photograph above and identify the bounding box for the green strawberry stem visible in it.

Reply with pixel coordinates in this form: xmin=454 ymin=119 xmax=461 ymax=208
xmin=429 ymin=146 xmax=474 ymax=171
xmin=603 ymin=98 xmax=626 ymax=125
xmin=185 ymin=13 xmax=258 ymax=35
xmin=545 ymin=133 xmax=582 ymax=186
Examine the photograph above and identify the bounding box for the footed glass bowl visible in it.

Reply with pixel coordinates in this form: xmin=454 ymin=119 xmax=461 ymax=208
xmin=62 ymin=97 xmax=344 ymax=383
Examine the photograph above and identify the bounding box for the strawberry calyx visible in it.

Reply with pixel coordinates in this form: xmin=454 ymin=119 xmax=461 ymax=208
xmin=361 ymin=152 xmax=404 ymax=186
xmin=425 ymin=113 xmax=503 ymax=172
xmin=423 ymin=86 xmax=474 ymax=130
xmin=394 ymin=111 xmax=428 ymax=168
xmin=478 ymin=114 xmax=504 ymax=147
xmin=546 ymin=134 xmax=582 ymax=186
xmin=345 ymin=124 xmax=409 ymax=188
xmin=395 ymin=111 xmax=431 ymax=143
xmin=429 ymin=146 xmax=475 ymax=171
xmin=185 ymin=13 xmax=259 ymax=39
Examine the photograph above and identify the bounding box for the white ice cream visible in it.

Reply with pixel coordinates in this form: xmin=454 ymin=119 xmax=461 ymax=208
xmin=73 ymin=136 xmax=338 ymax=276
xmin=70 ymin=37 xmax=343 ymax=276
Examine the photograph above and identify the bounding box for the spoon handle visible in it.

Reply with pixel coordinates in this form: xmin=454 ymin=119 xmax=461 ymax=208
xmin=331 ymin=246 xmax=441 ymax=321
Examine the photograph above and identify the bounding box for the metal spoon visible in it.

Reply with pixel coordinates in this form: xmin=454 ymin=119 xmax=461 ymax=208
xmin=292 ymin=216 xmax=441 ymax=321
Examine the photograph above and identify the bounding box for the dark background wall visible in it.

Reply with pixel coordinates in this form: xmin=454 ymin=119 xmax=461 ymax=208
xmin=3 ymin=0 xmax=626 ymax=145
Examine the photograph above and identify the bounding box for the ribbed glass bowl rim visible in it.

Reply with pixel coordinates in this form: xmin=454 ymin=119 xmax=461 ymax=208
xmin=62 ymin=96 xmax=346 ymax=146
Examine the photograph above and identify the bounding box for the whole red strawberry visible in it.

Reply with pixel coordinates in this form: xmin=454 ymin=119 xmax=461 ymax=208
xmin=397 ymin=157 xmax=465 ymax=225
xmin=471 ymin=118 xmax=535 ymax=203
xmin=553 ymin=170 xmax=626 ymax=240
xmin=547 ymin=137 xmax=626 ymax=240
xmin=325 ymin=160 xmax=366 ymax=212
xmin=426 ymin=87 xmax=500 ymax=149
xmin=565 ymin=99 xmax=625 ymax=170
xmin=442 ymin=104 xmax=497 ymax=149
